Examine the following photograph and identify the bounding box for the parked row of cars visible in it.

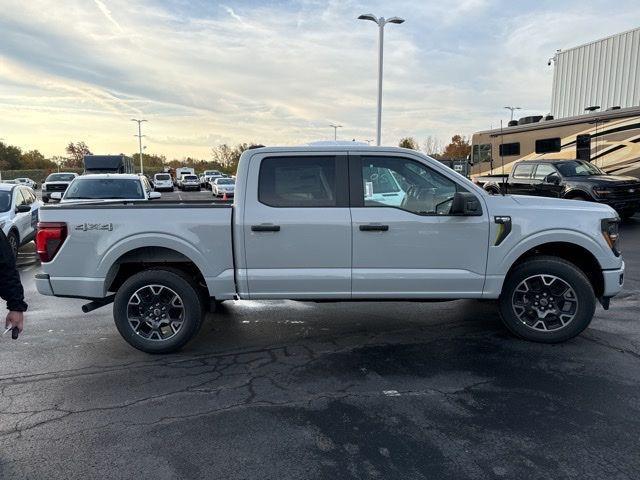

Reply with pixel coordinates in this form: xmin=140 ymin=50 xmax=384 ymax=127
xmin=152 ymin=170 xmax=236 ymax=197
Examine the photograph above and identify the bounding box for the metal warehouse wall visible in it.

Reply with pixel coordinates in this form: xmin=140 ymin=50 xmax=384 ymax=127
xmin=550 ymin=27 xmax=640 ymax=119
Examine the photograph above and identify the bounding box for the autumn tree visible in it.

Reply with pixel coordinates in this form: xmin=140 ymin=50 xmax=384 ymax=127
xmin=132 ymin=153 xmax=166 ymax=171
xmin=64 ymin=141 xmax=92 ymax=168
xmin=21 ymin=150 xmax=56 ymax=169
xmin=398 ymin=137 xmax=419 ymax=150
xmin=211 ymin=143 xmax=261 ymax=174
xmin=441 ymin=135 xmax=471 ymax=160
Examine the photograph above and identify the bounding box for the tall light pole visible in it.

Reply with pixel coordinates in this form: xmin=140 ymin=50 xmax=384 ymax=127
xmin=329 ymin=124 xmax=342 ymax=141
xmin=504 ymin=106 xmax=521 ymax=122
xmin=131 ymin=118 xmax=147 ymax=174
xmin=358 ymin=13 xmax=405 ymax=146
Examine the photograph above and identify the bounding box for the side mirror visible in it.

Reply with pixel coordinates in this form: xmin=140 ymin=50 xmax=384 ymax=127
xmin=50 ymin=192 xmax=62 ymax=200
xmin=450 ymin=191 xmax=482 ymax=216
xmin=15 ymin=204 xmax=31 ymax=213
xmin=545 ymin=173 xmax=561 ymax=185
xmin=148 ymin=191 xmax=161 ymax=200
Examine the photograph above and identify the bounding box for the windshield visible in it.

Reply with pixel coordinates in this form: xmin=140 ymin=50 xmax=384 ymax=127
xmin=184 ymin=175 xmax=198 ymax=181
xmin=555 ymin=161 xmax=604 ymax=177
xmin=0 ymin=191 xmax=11 ymax=212
xmin=64 ymin=179 xmax=145 ymax=200
xmin=155 ymin=174 xmax=171 ymax=181
xmin=46 ymin=173 xmax=76 ymax=182
xmin=216 ymin=179 xmax=235 ymax=185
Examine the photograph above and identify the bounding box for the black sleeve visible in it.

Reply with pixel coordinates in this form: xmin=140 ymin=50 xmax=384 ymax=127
xmin=0 ymin=229 xmax=28 ymax=312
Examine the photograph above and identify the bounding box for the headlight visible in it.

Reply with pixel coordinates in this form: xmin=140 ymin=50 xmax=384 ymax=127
xmin=601 ymin=218 xmax=621 ymax=256
xmin=41 ymin=184 xmax=47 ymax=190
xmin=593 ymin=187 xmax=611 ymax=197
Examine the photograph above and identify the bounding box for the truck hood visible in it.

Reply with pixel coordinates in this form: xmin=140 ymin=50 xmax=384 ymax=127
xmin=489 ymin=194 xmax=617 ymax=216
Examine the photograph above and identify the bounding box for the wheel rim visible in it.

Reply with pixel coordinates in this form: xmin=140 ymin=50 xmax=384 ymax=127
xmin=127 ymin=285 xmax=185 ymax=341
xmin=511 ymin=274 xmax=578 ymax=332
xmin=8 ymin=234 xmax=18 ymax=256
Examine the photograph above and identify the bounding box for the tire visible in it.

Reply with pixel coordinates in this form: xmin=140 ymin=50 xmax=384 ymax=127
xmin=113 ymin=269 xmax=204 ymax=353
xmin=7 ymin=230 xmax=19 ymax=258
xmin=485 ymin=186 xmax=500 ymax=195
xmin=565 ymin=192 xmax=592 ymax=201
xmin=619 ymin=209 xmax=636 ymax=220
xmin=498 ymin=255 xmax=596 ymax=343
xmin=42 ymin=197 xmax=49 ymax=204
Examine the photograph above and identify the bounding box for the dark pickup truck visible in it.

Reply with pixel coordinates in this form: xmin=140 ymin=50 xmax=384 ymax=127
xmin=476 ymin=159 xmax=640 ymax=219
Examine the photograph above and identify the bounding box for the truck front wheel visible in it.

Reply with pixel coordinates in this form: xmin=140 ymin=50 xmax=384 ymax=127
xmin=113 ymin=269 xmax=204 ymax=353
xmin=499 ymin=256 xmax=596 ymax=343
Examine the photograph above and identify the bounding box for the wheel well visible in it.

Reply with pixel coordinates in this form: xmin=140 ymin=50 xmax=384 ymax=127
xmin=106 ymin=247 xmax=208 ymax=296
xmin=564 ymin=190 xmax=591 ymax=200
xmin=506 ymin=242 xmax=604 ymax=297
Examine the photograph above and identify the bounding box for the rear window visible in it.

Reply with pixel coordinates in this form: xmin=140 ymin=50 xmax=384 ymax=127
xmin=64 ymin=179 xmax=145 ymax=200
xmin=183 ymin=175 xmax=198 ymax=180
xmin=259 ymin=156 xmax=337 ymax=207
xmin=155 ymin=174 xmax=170 ymax=181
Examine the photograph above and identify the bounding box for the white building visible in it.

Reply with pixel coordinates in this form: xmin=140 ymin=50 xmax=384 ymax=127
xmin=550 ymin=27 xmax=640 ymax=119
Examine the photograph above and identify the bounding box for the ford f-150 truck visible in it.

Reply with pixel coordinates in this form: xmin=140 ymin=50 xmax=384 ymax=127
xmin=476 ymin=159 xmax=640 ymax=219
xmin=35 ymin=146 xmax=625 ymax=353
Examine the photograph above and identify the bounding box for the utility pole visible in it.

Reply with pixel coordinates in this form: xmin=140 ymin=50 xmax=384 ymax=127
xmin=329 ymin=124 xmax=342 ymax=141
xmin=358 ymin=14 xmax=405 ymax=146
xmin=131 ymin=118 xmax=147 ymax=174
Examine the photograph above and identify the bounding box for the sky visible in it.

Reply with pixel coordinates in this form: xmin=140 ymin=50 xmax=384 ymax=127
xmin=1 ymin=0 xmax=639 ymax=160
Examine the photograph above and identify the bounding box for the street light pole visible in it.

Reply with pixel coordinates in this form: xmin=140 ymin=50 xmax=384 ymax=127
xmin=503 ymin=106 xmax=521 ymax=122
xmin=131 ymin=118 xmax=147 ymax=174
xmin=358 ymin=13 xmax=405 ymax=146
xmin=329 ymin=124 xmax=342 ymax=141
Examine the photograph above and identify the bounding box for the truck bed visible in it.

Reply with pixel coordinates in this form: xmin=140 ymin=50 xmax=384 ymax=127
xmin=37 ymin=200 xmax=236 ymax=299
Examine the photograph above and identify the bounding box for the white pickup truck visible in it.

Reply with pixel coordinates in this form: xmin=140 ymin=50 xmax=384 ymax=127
xmin=35 ymin=146 xmax=625 ymax=353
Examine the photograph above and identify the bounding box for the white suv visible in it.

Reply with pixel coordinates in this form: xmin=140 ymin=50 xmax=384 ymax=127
xmin=154 ymin=173 xmax=174 ymax=192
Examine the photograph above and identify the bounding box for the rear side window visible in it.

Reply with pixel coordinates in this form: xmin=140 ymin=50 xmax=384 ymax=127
xmin=259 ymin=156 xmax=337 ymax=207
xmin=535 ymin=137 xmax=561 ymax=153
xmin=512 ymin=163 xmax=535 ymax=179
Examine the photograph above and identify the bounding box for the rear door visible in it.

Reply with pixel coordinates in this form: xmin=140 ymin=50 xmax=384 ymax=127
xmin=242 ymin=153 xmax=351 ymax=299
xmin=509 ymin=163 xmax=536 ymax=195
xmin=350 ymin=152 xmax=489 ymax=298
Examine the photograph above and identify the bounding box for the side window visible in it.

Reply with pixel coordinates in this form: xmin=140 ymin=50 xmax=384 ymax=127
xmin=259 ymin=156 xmax=337 ymax=207
xmin=499 ymin=142 xmax=520 ymax=156
xmin=362 ymin=156 xmax=462 ymax=216
xmin=471 ymin=143 xmax=492 ymax=164
xmin=533 ymin=164 xmax=557 ymax=180
xmin=512 ymin=163 xmax=535 ymax=179
xmin=535 ymin=137 xmax=561 ymax=154
xmin=15 ymin=189 xmax=27 ymax=206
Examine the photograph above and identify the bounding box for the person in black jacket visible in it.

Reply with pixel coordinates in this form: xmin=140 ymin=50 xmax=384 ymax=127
xmin=0 ymin=228 xmax=27 ymax=333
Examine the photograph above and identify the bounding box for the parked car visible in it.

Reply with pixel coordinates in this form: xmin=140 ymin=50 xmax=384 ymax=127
xmin=211 ymin=177 xmax=235 ymax=197
xmin=154 ymin=173 xmax=174 ymax=192
xmin=175 ymin=167 xmax=195 ymax=186
xmin=477 ymin=159 xmax=640 ymax=219
xmin=178 ymin=174 xmax=200 ymax=191
xmin=41 ymin=172 xmax=79 ymax=203
xmin=52 ymin=174 xmax=161 ymax=203
xmin=13 ymin=177 xmax=38 ymax=189
xmin=36 ymin=145 xmax=624 ymax=353
xmin=200 ymin=170 xmax=224 ymax=188
xmin=0 ymin=183 xmax=40 ymax=257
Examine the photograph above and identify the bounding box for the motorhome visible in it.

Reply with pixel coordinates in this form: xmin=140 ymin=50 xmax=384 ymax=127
xmin=470 ymin=106 xmax=640 ymax=179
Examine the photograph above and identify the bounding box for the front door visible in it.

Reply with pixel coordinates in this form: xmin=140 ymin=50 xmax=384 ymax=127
xmin=532 ymin=163 xmax=563 ymax=197
xmin=243 ymin=153 xmax=352 ymax=299
xmin=350 ymin=153 xmax=490 ymax=298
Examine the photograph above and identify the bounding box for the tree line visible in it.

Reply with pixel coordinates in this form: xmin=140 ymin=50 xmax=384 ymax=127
xmin=1 ymin=135 xmax=470 ymax=175
xmin=0 ymin=140 xmax=262 ymax=175
xmin=398 ymin=134 xmax=471 ymax=160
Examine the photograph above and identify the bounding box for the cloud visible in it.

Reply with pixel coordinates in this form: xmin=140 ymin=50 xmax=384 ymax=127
xmin=0 ymin=0 xmax=639 ymax=159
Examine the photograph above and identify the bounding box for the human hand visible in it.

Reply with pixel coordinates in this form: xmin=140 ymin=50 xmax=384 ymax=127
xmin=5 ymin=311 xmax=24 ymax=333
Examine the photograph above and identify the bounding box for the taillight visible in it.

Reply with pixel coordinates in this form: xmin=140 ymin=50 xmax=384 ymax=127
xmin=36 ymin=222 xmax=67 ymax=262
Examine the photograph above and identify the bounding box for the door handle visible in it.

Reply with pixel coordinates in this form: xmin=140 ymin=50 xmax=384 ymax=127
xmin=251 ymin=224 xmax=280 ymax=232
xmin=359 ymin=224 xmax=389 ymax=232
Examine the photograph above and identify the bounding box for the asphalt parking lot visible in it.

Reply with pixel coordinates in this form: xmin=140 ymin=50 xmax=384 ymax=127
xmin=0 ymin=192 xmax=638 ymax=479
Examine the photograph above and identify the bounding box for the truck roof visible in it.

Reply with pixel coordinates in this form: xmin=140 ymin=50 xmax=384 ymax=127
xmin=246 ymin=145 xmax=417 ymax=154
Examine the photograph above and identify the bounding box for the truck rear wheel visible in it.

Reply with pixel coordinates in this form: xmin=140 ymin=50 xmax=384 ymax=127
xmin=498 ymin=256 xmax=596 ymax=343
xmin=113 ymin=269 xmax=204 ymax=353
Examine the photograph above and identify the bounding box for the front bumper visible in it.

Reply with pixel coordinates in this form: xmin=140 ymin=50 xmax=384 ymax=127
xmin=602 ymin=261 xmax=625 ymax=298
xmin=600 ymin=198 xmax=640 ymax=212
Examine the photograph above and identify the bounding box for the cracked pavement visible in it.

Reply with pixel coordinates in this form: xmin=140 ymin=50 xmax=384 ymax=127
xmin=0 ymin=217 xmax=638 ymax=479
